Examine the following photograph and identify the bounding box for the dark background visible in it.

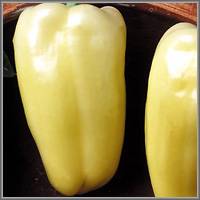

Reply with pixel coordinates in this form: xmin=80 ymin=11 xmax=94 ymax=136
xmin=3 ymin=3 xmax=180 ymax=197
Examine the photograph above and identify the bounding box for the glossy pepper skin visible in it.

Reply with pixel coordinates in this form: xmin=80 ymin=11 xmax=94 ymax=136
xmin=13 ymin=3 xmax=126 ymax=196
xmin=145 ymin=23 xmax=197 ymax=197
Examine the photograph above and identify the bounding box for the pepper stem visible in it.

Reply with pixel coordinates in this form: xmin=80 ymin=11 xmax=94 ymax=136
xmin=64 ymin=2 xmax=78 ymax=7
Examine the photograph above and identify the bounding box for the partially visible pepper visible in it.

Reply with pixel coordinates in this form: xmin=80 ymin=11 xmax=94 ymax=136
xmin=145 ymin=22 xmax=197 ymax=197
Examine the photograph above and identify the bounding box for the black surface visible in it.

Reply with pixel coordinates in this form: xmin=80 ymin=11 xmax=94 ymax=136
xmin=3 ymin=3 xmax=180 ymax=197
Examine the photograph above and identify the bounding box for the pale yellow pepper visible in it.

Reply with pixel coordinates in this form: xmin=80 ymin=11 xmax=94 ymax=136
xmin=13 ymin=3 xmax=126 ymax=196
xmin=145 ymin=22 xmax=197 ymax=197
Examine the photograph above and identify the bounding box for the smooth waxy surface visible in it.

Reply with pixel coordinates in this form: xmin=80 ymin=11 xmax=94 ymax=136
xmin=13 ymin=3 xmax=126 ymax=196
xmin=145 ymin=23 xmax=197 ymax=197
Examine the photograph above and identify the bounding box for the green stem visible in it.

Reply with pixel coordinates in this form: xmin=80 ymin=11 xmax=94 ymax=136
xmin=64 ymin=2 xmax=79 ymax=7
